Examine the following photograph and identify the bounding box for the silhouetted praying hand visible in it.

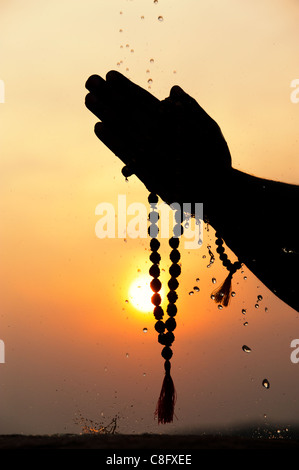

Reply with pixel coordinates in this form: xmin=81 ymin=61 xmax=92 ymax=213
xmin=85 ymin=71 xmax=299 ymax=312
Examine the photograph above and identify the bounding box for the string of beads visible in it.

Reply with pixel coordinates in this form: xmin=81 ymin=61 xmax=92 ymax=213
xmin=148 ymin=193 xmax=184 ymax=423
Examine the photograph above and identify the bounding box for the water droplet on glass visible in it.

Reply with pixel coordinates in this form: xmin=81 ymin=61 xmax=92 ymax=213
xmin=262 ymin=379 xmax=270 ymax=389
xmin=193 ymin=286 xmax=200 ymax=292
xmin=150 ymin=58 xmax=154 ymax=63
xmin=126 ymin=44 xmax=130 ymax=48
xmin=189 ymin=291 xmax=194 ymax=296
xmin=147 ymin=78 xmax=153 ymax=84
xmin=243 ymin=276 xmax=247 ymax=280
xmin=265 ymin=307 xmax=268 ymax=312
xmin=210 ymin=294 xmax=215 ymax=300
xmin=242 ymin=308 xmax=247 ymax=314
xmin=231 ymin=291 xmax=236 ymax=297
xmin=212 ymin=277 xmax=216 ymax=284
xmin=243 ymin=321 xmax=248 ymax=326
xmin=120 ymin=11 xmax=123 ymax=14
xmin=143 ymin=372 xmax=146 ymax=376
xmin=143 ymin=327 xmax=148 ymax=333
xmin=196 ymin=278 xmax=200 ymax=282
xmin=255 ymin=303 xmax=259 ymax=309
xmin=130 ymin=49 xmax=134 ymax=53
xmin=126 ymin=353 xmax=129 ymax=358
xmin=242 ymin=345 xmax=251 ymax=353
xmin=119 ymin=29 xmax=123 ymax=33
xmin=141 ymin=15 xmax=145 ymax=20
xmin=125 ymin=299 xmax=129 ymax=303
xmin=218 ymin=305 xmax=223 ymax=310
xmin=154 ymin=0 xmax=158 ymax=3
xmin=257 ymin=295 xmax=263 ymax=301
xmin=158 ymin=15 xmax=163 ymax=21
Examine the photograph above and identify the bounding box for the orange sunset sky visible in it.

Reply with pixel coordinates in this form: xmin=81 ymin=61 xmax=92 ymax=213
xmin=0 ymin=0 xmax=299 ymax=435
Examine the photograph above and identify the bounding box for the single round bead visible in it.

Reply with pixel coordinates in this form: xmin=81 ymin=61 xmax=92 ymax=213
xmin=215 ymin=238 xmax=223 ymax=246
xmin=149 ymin=264 xmax=160 ymax=278
xmin=151 ymin=293 xmax=161 ymax=306
xmin=170 ymin=249 xmax=181 ymax=263
xmin=234 ymin=261 xmax=242 ymax=270
xmin=168 ymin=277 xmax=179 ymax=291
xmin=167 ymin=290 xmax=178 ymax=304
xmin=167 ymin=304 xmax=177 ymax=317
xmin=150 ymin=278 xmax=162 ymax=292
xmin=161 ymin=346 xmax=173 ymax=360
xmin=148 ymin=193 xmax=158 ymax=204
xmin=121 ymin=165 xmax=133 ymax=177
xmin=155 ymin=320 xmax=165 ymax=333
xmin=169 ymin=237 xmax=180 ymax=249
xmin=150 ymin=251 xmax=161 ymax=264
xmin=216 ymin=246 xmax=225 ymax=255
xmin=173 ymin=223 xmax=184 ymax=237
xmin=169 ymin=264 xmax=181 ymax=278
xmin=149 ymin=211 xmax=159 ymax=224
xmin=150 ymin=238 xmax=160 ymax=252
xmin=165 ymin=317 xmax=176 ymax=332
xmin=154 ymin=306 xmax=164 ymax=320
xmin=174 ymin=210 xmax=184 ymax=223
xmin=148 ymin=224 xmax=159 ymax=238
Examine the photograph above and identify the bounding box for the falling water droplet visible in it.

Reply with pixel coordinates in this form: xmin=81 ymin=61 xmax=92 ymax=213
xmin=242 ymin=345 xmax=251 ymax=353
xmin=262 ymin=379 xmax=270 ymax=389
xmin=212 ymin=277 xmax=217 ymax=284
xmin=158 ymin=16 xmax=163 ymax=21
xmin=143 ymin=327 xmax=148 ymax=333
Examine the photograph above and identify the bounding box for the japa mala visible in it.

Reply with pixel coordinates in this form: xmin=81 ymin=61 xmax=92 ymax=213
xmin=148 ymin=192 xmax=183 ymax=424
xmin=122 ymin=163 xmax=242 ymax=422
xmin=212 ymin=231 xmax=243 ymax=307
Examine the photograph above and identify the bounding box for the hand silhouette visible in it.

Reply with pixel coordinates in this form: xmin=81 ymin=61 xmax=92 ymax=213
xmin=85 ymin=70 xmax=232 ymax=206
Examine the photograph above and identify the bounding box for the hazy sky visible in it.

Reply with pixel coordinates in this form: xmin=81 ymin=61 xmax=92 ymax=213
xmin=0 ymin=0 xmax=299 ymax=435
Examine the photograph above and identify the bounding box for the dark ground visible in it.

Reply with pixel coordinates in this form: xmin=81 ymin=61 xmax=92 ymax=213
xmin=1 ymin=433 xmax=299 ymax=449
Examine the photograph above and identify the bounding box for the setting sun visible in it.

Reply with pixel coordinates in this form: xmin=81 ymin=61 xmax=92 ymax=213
xmin=128 ymin=275 xmax=164 ymax=313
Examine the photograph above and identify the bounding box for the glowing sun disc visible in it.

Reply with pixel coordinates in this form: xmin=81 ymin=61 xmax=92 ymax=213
xmin=128 ymin=275 xmax=164 ymax=313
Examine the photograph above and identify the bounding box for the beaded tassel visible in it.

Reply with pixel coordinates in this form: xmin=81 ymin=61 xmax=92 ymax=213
xmin=212 ymin=231 xmax=242 ymax=307
xmin=148 ymin=193 xmax=183 ymax=424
